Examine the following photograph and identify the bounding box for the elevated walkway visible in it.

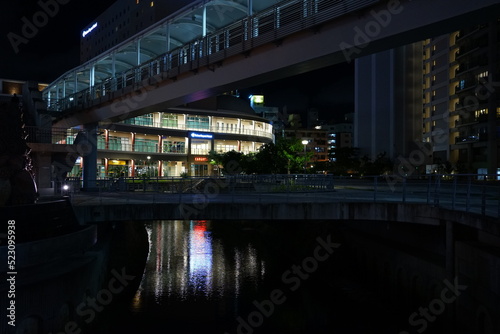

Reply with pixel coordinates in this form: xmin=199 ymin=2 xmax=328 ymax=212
xmin=43 ymin=0 xmax=500 ymax=128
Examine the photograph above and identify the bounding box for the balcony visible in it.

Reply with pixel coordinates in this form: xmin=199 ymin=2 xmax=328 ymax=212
xmin=118 ymin=119 xmax=274 ymax=139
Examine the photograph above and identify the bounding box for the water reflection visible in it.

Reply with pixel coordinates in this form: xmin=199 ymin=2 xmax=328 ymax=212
xmin=128 ymin=220 xmax=265 ymax=332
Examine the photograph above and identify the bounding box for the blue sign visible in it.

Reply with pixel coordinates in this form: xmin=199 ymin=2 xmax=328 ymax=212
xmin=190 ymin=132 xmax=213 ymax=139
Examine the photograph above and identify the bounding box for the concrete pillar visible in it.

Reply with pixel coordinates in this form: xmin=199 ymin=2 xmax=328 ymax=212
xmin=82 ymin=122 xmax=98 ymax=191
xmin=445 ymin=220 xmax=455 ymax=278
xmin=445 ymin=220 xmax=456 ymax=334
xmin=35 ymin=152 xmax=53 ymax=191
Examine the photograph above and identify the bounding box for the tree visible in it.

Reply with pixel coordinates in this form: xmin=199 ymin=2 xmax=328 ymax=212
xmin=330 ymin=147 xmax=360 ymax=175
xmin=209 ymin=150 xmax=244 ymax=175
xmin=276 ymin=137 xmax=312 ymax=174
xmin=359 ymin=151 xmax=393 ymax=176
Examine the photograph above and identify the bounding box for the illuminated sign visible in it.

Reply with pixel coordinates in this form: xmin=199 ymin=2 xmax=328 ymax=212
xmin=194 ymin=157 xmax=208 ymax=162
xmin=82 ymin=22 xmax=98 ymax=37
xmin=190 ymin=132 xmax=213 ymax=139
xmin=109 ymin=160 xmax=126 ymax=166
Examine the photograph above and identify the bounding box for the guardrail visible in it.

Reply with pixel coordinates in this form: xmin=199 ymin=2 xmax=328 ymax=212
xmin=58 ymin=174 xmax=500 ymax=218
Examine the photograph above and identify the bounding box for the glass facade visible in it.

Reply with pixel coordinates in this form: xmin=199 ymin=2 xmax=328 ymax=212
xmin=186 ymin=115 xmax=209 ymax=130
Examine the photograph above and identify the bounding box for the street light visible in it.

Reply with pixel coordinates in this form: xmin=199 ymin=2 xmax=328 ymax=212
xmin=301 ymin=140 xmax=308 ymax=173
xmin=147 ymin=156 xmax=151 ymax=176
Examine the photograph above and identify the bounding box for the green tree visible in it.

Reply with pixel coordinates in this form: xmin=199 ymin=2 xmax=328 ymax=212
xmin=276 ymin=137 xmax=312 ymax=174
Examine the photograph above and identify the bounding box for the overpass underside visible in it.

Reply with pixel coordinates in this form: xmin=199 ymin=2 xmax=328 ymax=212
xmin=48 ymin=0 xmax=500 ymax=128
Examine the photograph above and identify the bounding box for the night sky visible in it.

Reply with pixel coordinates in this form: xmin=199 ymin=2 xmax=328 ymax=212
xmin=0 ymin=0 xmax=354 ymax=122
xmin=0 ymin=0 xmax=116 ymax=82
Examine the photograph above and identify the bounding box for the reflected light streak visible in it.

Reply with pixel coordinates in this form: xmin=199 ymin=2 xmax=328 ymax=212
xmin=189 ymin=221 xmax=213 ymax=295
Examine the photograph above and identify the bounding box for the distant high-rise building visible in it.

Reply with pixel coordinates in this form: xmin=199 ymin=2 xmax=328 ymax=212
xmin=355 ymin=18 xmax=500 ymax=176
xmin=80 ymin=0 xmax=192 ymax=63
xmin=319 ymin=122 xmax=354 ymax=162
xmin=354 ymin=43 xmax=424 ymax=163
xmin=422 ymin=19 xmax=499 ymax=175
xmin=283 ymin=128 xmax=328 ymax=163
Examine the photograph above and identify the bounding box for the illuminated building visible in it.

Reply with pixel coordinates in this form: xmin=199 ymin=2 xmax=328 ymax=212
xmin=355 ymin=18 xmax=499 ymax=175
xmin=80 ymin=0 xmax=192 ymax=63
xmin=283 ymin=128 xmax=329 ymax=163
xmin=67 ymin=95 xmax=273 ymax=177
xmin=422 ymin=20 xmax=500 ymax=175
xmin=0 ymin=78 xmax=47 ymax=103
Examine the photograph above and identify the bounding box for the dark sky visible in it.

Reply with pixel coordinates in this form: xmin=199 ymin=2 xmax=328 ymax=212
xmin=0 ymin=0 xmax=354 ymax=122
xmin=0 ymin=0 xmax=116 ymax=82
xmin=241 ymin=63 xmax=354 ymax=122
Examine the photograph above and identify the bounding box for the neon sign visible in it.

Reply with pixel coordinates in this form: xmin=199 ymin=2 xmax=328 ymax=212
xmin=190 ymin=132 xmax=213 ymax=139
xmin=82 ymin=22 xmax=98 ymax=37
xmin=194 ymin=157 xmax=208 ymax=162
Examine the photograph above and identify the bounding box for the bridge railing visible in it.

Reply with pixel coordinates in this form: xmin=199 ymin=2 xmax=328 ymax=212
xmin=60 ymin=174 xmax=500 ymax=218
xmin=45 ymin=0 xmax=380 ymax=112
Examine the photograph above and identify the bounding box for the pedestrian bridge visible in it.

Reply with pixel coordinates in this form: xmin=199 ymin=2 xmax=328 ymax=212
xmin=43 ymin=0 xmax=500 ymax=128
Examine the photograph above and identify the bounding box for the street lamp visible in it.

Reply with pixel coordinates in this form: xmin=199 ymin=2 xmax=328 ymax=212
xmin=147 ymin=156 xmax=151 ymax=176
xmin=301 ymin=140 xmax=308 ymax=173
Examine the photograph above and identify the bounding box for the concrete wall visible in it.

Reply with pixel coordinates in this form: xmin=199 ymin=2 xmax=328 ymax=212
xmin=72 ymin=201 xmax=500 ymax=236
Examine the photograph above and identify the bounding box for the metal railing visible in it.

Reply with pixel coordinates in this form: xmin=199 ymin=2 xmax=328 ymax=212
xmin=44 ymin=0 xmax=379 ymax=112
xmin=120 ymin=120 xmax=274 ymax=139
xmin=59 ymin=174 xmax=500 ymax=218
xmin=24 ymin=126 xmax=80 ymax=144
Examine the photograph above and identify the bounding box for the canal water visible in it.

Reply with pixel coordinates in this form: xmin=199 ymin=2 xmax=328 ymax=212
xmin=91 ymin=220 xmax=399 ymax=334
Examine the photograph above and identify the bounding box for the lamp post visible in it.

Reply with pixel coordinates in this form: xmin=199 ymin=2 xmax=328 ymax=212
xmin=147 ymin=156 xmax=151 ymax=177
xmin=301 ymin=140 xmax=308 ymax=173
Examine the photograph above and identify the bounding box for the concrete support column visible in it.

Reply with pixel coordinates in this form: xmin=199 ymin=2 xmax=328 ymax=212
xmin=104 ymin=158 xmax=109 ymax=177
xmin=82 ymin=122 xmax=98 ymax=191
xmin=445 ymin=220 xmax=455 ymax=279
xmin=104 ymin=129 xmax=109 ymax=150
xmin=445 ymin=219 xmax=456 ymax=334
xmin=35 ymin=152 xmax=53 ymax=191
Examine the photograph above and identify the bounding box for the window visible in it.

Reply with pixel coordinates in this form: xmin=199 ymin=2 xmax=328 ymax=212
xmin=163 ymin=141 xmax=185 ymax=153
xmin=477 ymin=71 xmax=489 ymax=79
xmin=216 ymin=144 xmax=238 ymax=153
xmin=186 ymin=115 xmax=209 ymax=129
xmin=162 ymin=114 xmax=178 ymax=128
xmin=108 ymin=136 xmax=129 ymax=151
xmin=124 ymin=114 xmax=153 ymax=126
xmin=135 ymin=138 xmax=157 ymax=153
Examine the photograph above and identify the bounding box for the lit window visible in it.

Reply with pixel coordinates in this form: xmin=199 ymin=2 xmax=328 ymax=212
xmin=476 ymin=71 xmax=489 ymax=79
